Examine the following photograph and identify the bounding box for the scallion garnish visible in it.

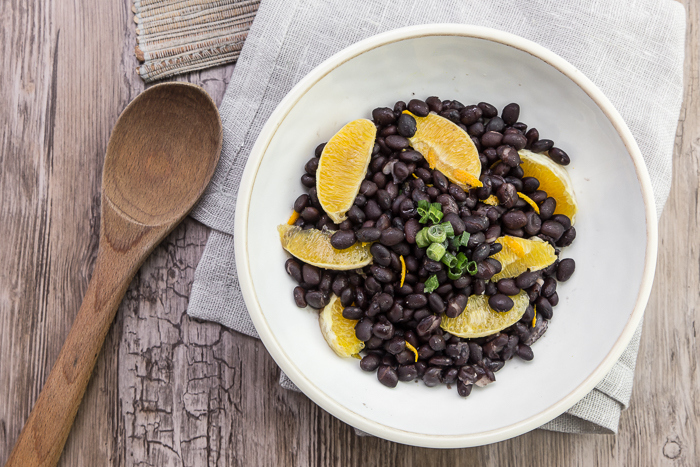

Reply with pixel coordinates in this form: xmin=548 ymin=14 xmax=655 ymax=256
xmin=458 ymin=231 xmax=471 ymax=247
xmin=426 ymin=242 xmax=446 ymax=261
xmin=447 ymin=269 xmax=462 ymax=280
xmin=441 ymin=221 xmax=455 ymax=238
xmin=426 ymin=224 xmax=446 ymax=243
xmin=415 ymin=227 xmax=431 ymax=248
xmin=423 ymin=274 xmax=439 ymax=293
xmin=466 ymin=261 xmax=478 ymax=275
xmin=428 ymin=203 xmax=443 ymax=223
xmin=417 ymin=199 xmax=431 ymax=223
xmin=441 ymin=251 xmax=457 ymax=268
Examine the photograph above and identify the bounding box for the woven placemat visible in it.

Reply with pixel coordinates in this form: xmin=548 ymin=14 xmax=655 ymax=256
xmin=133 ymin=0 xmax=260 ymax=82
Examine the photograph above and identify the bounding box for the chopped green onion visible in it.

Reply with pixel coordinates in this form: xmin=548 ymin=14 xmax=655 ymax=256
xmin=424 ymin=275 xmax=440 ymax=293
xmin=447 ymin=269 xmax=462 ymax=280
xmin=426 ymin=225 xmax=446 ymax=243
xmin=417 ymin=199 xmax=431 ymax=223
xmin=449 ymin=236 xmax=461 ymax=251
xmin=458 ymin=231 xmax=471 ymax=247
xmin=428 ymin=203 xmax=443 ymax=223
xmin=466 ymin=261 xmax=478 ymax=275
xmin=456 ymin=252 xmax=468 ymax=270
xmin=440 ymin=221 xmax=455 ymax=238
xmin=441 ymin=251 xmax=457 ymax=268
xmin=426 ymin=242 xmax=446 ymax=261
xmin=415 ymin=227 xmax=431 ymax=248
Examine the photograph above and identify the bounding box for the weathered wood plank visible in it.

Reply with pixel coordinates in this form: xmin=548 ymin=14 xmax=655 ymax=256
xmin=0 ymin=0 xmax=697 ymax=465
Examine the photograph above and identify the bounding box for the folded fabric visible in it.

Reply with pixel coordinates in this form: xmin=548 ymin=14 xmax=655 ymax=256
xmin=187 ymin=0 xmax=685 ymax=434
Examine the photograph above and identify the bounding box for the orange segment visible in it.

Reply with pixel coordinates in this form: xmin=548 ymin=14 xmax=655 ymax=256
xmin=317 ymin=119 xmax=376 ymax=223
xmin=319 ymin=294 xmax=365 ymax=358
xmin=519 ymin=149 xmax=577 ymax=223
xmin=440 ymin=291 xmax=529 ymax=338
xmin=278 ymin=225 xmax=373 ymax=270
xmin=491 ymin=236 xmax=557 ymax=281
xmin=406 ymin=111 xmax=482 ymax=189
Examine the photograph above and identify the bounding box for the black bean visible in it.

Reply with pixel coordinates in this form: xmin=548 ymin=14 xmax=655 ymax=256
xmin=489 ymin=242 xmax=502 ymax=256
xmin=396 ymin=364 xmax=417 ymax=382
xmin=391 ymin=161 xmax=410 ymax=182
xmin=347 ymin=205 xmax=366 ymax=225
xmin=557 ymin=226 xmax=576 ymax=247
xmin=403 ymin=218 xmax=420 ymax=244
xmin=406 ymin=294 xmax=428 ymax=309
xmin=423 ymin=367 xmax=442 ymax=387
xmin=481 ymin=131 xmax=503 ymax=148
xmin=373 ymin=107 xmax=396 ymax=125
xmin=468 ymin=343 xmax=483 ymax=364
xmin=530 ymin=139 xmax=554 ymax=153
xmin=370 ymin=243 xmax=391 ymax=266
xmin=305 ymin=290 xmax=327 ymax=309
xmin=440 ymin=109 xmax=461 ymax=123
xmin=319 ymin=271 xmax=333 ymax=293
xmin=331 ymin=230 xmax=356 ymax=249
xmin=423 ymin=96 xmax=441 ymax=113
xmin=527 ymin=283 xmax=541 ymax=303
xmin=551 ymin=214 xmax=572 ymax=230
xmin=372 ymin=319 xmax=394 ymax=339
xmin=359 ymin=180 xmax=378 ymax=198
xmin=369 ymin=155 xmax=386 ymax=173
xmin=542 ymin=277 xmax=557 ymax=297
xmin=504 ymin=227 xmax=524 ymax=237
xmin=475 ymin=176 xmax=493 ymax=200
xmin=428 ymin=170 xmax=447 ymax=192
xmin=423 ymin=258 xmax=444 ymax=273
xmin=477 ymin=102 xmax=497 ymax=118
xmin=355 ymin=227 xmax=380 ymax=243
xmin=377 ymin=365 xmax=399 ymax=388
xmin=377 ymin=293 xmax=394 ymax=312
xmin=354 ymin=195 xmax=368 ymax=209
xmin=416 ymin=314 xmax=441 ymax=336
xmin=497 ymin=183 xmax=518 ymax=208
xmin=300 ymin=207 xmax=319 ymax=224
xmin=342 ymin=306 xmax=364 ymax=320
xmin=418 ymin=344 xmax=435 ymax=360
xmin=521 ymin=177 xmax=539 ymax=194
xmin=429 ymin=356 xmax=452 ymax=367
xmin=516 ymin=344 xmax=534 ymax=361
xmin=340 ymin=287 xmax=354 ymax=307
xmin=293 ymin=195 xmax=310 ymax=214
xmin=445 ymin=294 xmax=468 ymax=318
xmin=399 ymin=198 xmax=417 ymax=219
xmin=428 ymin=294 xmax=445 ymax=314
xmin=407 ymin=99 xmax=429 ymax=116
xmin=485 ymin=115 xmax=505 ymax=133
xmin=541 ymin=220 xmax=565 ymax=241
xmin=557 ymin=258 xmax=576 ymax=282
xmin=462 ymin=215 xmax=489 ymax=233
xmin=393 ymin=113 xmax=416 ymax=139
xmin=499 ymin=146 xmax=521 ymax=167
xmin=459 ymin=105 xmax=482 ymax=125
xmin=518 ymin=127 xmax=536 ymax=151
xmin=548 ymin=147 xmax=570 ymax=166
xmin=469 ymin=243 xmax=488 ymax=263
xmin=457 ymin=381 xmax=473 ymax=397
xmin=501 ymin=103 xmax=520 ymax=125
xmin=304 ymin=158 xmax=319 ymax=176
xmin=535 ymin=296 xmax=553 ymax=320
xmin=502 ymin=133 xmax=527 ymax=150
xmin=523 ymin=211 xmax=541 ymax=236
xmin=384 ymin=336 xmax=405 ymax=355
xmin=301 ymin=173 xmax=316 ymax=188
xmin=372 ymin=172 xmax=387 ymax=189
xmin=379 ymin=227 xmax=404 ymax=246
xmin=380 ymin=125 xmax=397 ymax=137
xmin=360 ymin=354 xmax=381 ymax=372
xmin=504 ymin=176 xmax=523 ymax=193
xmin=502 ymin=210 xmax=528 ymax=230
xmin=385 ymin=135 xmax=409 ymax=151
xmin=398 ymin=150 xmax=422 ymax=163
xmin=427 ymin=334 xmax=446 ymax=352
xmin=302 ymin=264 xmax=321 ymax=285
xmin=549 ymin=292 xmax=560 ymax=307
xmin=468 ymin=121 xmax=485 ymax=137
xmin=293 ymin=287 xmax=307 ymax=307
xmin=285 ymin=259 xmax=303 ymax=284
xmin=515 ymin=271 xmax=539 ymax=289
xmin=370 ymin=265 xmax=395 ymax=283
xmin=539 ymin=197 xmax=556 ymax=220
xmin=528 ymin=190 xmax=547 ymax=204
xmin=364 ymin=199 xmax=382 ymax=221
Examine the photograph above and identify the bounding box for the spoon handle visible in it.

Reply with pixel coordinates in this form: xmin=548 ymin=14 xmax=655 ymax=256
xmin=6 ymin=240 xmax=145 ymax=467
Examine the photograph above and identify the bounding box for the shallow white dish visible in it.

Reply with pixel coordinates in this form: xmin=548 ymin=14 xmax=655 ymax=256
xmin=234 ymin=25 xmax=657 ymax=447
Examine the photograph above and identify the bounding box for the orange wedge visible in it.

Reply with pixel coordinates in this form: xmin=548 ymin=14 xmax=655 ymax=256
xmin=491 ymin=235 xmax=557 ymax=281
xmin=441 ymin=291 xmax=529 ymax=338
xmin=405 ymin=111 xmax=482 ymax=189
xmin=319 ymin=294 xmax=365 ymax=358
xmin=278 ymin=225 xmax=373 ymax=270
xmin=317 ymin=119 xmax=376 ymax=223
xmin=519 ymin=149 xmax=577 ymax=223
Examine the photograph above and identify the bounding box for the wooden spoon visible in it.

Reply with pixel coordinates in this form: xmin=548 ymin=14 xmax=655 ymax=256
xmin=6 ymin=82 xmax=222 ymax=467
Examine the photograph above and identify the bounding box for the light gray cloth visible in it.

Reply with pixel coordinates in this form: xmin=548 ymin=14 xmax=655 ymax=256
xmin=187 ymin=0 xmax=685 ymax=435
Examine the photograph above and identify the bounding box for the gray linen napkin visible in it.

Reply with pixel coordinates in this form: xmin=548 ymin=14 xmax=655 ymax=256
xmin=187 ymin=0 xmax=685 ymax=435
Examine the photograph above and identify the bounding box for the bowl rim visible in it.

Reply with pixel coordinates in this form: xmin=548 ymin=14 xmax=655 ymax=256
xmin=234 ymin=24 xmax=658 ymax=447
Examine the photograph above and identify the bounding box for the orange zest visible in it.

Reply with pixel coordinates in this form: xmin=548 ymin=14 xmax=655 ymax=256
xmin=453 ymin=169 xmax=483 ymax=188
xmin=399 ymin=255 xmax=406 ymax=287
xmin=517 ymin=192 xmax=540 ymax=214
xmin=405 ymin=342 xmax=419 ymax=362
xmin=532 ymin=307 xmax=537 ymax=328
xmin=287 ymin=210 xmax=300 ymax=225
xmin=482 ymin=195 xmax=499 ymax=206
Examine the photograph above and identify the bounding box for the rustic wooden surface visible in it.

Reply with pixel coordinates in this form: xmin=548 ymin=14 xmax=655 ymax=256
xmin=0 ymin=0 xmax=697 ymax=465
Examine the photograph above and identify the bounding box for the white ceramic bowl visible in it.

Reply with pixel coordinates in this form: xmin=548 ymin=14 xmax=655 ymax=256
xmin=234 ymin=25 xmax=656 ymax=447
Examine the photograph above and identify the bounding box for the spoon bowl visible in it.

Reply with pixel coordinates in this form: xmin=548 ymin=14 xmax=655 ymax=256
xmin=7 ymin=82 xmax=222 ymax=467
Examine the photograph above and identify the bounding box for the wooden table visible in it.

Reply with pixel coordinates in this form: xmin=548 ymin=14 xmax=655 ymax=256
xmin=1 ymin=1 xmax=698 ymax=465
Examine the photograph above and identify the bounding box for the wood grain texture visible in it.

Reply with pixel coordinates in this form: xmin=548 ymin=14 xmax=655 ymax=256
xmin=0 ymin=0 xmax=697 ymax=465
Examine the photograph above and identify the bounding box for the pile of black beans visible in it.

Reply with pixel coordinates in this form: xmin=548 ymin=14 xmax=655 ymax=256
xmin=285 ymin=97 xmax=577 ymax=396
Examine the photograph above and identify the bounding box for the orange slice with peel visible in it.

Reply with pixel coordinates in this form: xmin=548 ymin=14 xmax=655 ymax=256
xmin=491 ymin=235 xmax=557 ymax=281
xmin=319 ymin=294 xmax=365 ymax=358
xmin=317 ymin=119 xmax=376 ymax=224
xmin=278 ymin=225 xmax=373 ymax=270
xmin=519 ymin=149 xmax=577 ymax=223
xmin=440 ymin=291 xmax=529 ymax=338
xmin=405 ymin=111 xmax=482 ymax=189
